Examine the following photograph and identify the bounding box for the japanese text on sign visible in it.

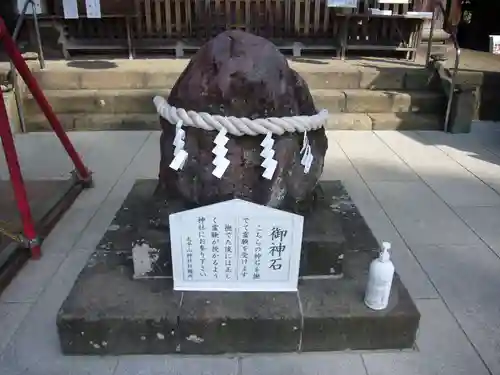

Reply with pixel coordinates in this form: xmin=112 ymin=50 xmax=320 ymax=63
xmin=169 ymin=199 xmax=303 ymax=292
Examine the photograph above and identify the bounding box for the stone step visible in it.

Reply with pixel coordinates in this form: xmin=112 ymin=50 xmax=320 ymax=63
xmin=23 ymin=89 xmax=444 ymax=118
xmin=25 ymin=112 xmax=443 ymax=132
xmin=3 ymin=91 xmax=20 ymax=133
xmin=31 ymin=60 xmax=437 ymax=90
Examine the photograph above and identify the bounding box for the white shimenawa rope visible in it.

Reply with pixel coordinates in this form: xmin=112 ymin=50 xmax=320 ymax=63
xmin=153 ymin=96 xmax=328 ymax=137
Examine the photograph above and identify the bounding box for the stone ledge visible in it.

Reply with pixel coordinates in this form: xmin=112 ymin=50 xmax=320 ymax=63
xmin=57 ymin=248 xmax=419 ymax=355
xmin=344 ymin=90 xmax=444 ymax=114
xmin=31 ymin=62 xmax=438 ymax=91
xmin=369 ymin=113 xmax=442 ymax=131
xmin=178 ymin=291 xmax=301 ymax=354
xmin=27 ymin=112 xmax=444 ymax=132
xmin=56 ymin=251 xmax=181 ymax=355
xmin=25 ymin=88 xmax=444 ymax=118
xmin=26 ymin=113 xmax=160 ymax=132
xmin=326 ymin=114 xmax=373 ymax=130
xmin=300 ymin=256 xmax=420 ymax=351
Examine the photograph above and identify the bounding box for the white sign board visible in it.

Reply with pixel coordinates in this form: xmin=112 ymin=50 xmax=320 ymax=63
xmin=378 ymin=0 xmax=409 ymax=3
xmin=169 ymin=199 xmax=304 ymax=292
xmin=491 ymin=35 xmax=500 ymax=55
xmin=62 ymin=0 xmax=79 ymax=19
xmin=327 ymin=0 xmax=358 ymax=8
xmin=86 ymin=0 xmax=102 ymax=18
xmin=17 ymin=0 xmax=45 ymax=14
xmin=405 ymin=11 xmax=433 ymax=19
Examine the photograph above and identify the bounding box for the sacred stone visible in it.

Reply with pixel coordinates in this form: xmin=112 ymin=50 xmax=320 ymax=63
xmin=157 ymin=29 xmax=328 ymax=210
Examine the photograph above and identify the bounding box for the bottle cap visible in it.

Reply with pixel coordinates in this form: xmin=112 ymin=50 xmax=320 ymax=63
xmin=379 ymin=241 xmax=391 ymax=262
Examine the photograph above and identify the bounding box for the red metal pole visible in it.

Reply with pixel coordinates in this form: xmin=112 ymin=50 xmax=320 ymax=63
xmin=0 ymin=92 xmax=41 ymax=259
xmin=0 ymin=18 xmax=91 ymax=183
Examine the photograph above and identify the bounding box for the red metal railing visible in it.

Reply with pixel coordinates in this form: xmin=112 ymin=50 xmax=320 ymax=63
xmin=0 ymin=16 xmax=91 ymax=259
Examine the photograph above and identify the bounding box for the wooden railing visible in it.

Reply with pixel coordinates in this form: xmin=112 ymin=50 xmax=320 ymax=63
xmin=135 ymin=0 xmax=192 ymax=38
xmin=131 ymin=0 xmax=417 ymax=39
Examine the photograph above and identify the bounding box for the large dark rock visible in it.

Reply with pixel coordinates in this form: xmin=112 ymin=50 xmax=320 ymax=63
xmin=158 ymin=30 xmax=328 ymax=210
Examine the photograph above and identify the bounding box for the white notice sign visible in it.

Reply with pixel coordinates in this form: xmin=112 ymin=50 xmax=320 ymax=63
xmin=327 ymin=0 xmax=358 ymax=8
xmin=62 ymin=0 xmax=79 ymax=19
xmin=86 ymin=0 xmax=102 ymax=18
xmin=169 ymin=199 xmax=304 ymax=292
xmin=17 ymin=0 xmax=44 ymax=14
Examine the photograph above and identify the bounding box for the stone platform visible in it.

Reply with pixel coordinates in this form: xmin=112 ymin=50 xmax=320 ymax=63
xmin=56 ymin=180 xmax=420 ymax=355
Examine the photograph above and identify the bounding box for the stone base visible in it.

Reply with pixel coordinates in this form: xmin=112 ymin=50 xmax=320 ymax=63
xmin=97 ymin=180 xmax=347 ymax=279
xmin=57 ymin=180 xmax=420 ymax=355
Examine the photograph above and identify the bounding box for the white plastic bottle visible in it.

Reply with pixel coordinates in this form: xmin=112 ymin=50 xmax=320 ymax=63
xmin=364 ymin=242 xmax=395 ymax=311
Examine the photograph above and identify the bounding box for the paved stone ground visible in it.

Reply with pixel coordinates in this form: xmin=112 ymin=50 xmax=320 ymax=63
xmin=1 ymin=125 xmax=500 ymax=375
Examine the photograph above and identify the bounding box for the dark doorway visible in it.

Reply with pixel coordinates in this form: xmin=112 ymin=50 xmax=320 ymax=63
xmin=0 ymin=0 xmax=17 ymax=34
xmin=458 ymin=0 xmax=500 ymax=52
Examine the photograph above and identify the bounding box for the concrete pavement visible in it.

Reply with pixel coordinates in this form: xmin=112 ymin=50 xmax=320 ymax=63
xmin=1 ymin=125 xmax=500 ymax=374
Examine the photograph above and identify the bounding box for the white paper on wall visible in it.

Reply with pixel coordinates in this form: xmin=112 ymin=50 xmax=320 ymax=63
xmin=378 ymin=0 xmax=409 ymax=3
xmin=86 ymin=0 xmax=102 ymax=18
xmin=17 ymin=0 xmax=44 ymax=15
xmin=327 ymin=0 xmax=358 ymax=8
xmin=490 ymin=35 xmax=500 ymax=55
xmin=62 ymin=0 xmax=79 ymax=19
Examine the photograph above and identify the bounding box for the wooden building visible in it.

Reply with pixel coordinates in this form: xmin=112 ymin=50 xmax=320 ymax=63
xmin=8 ymin=0 xmax=458 ymax=58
